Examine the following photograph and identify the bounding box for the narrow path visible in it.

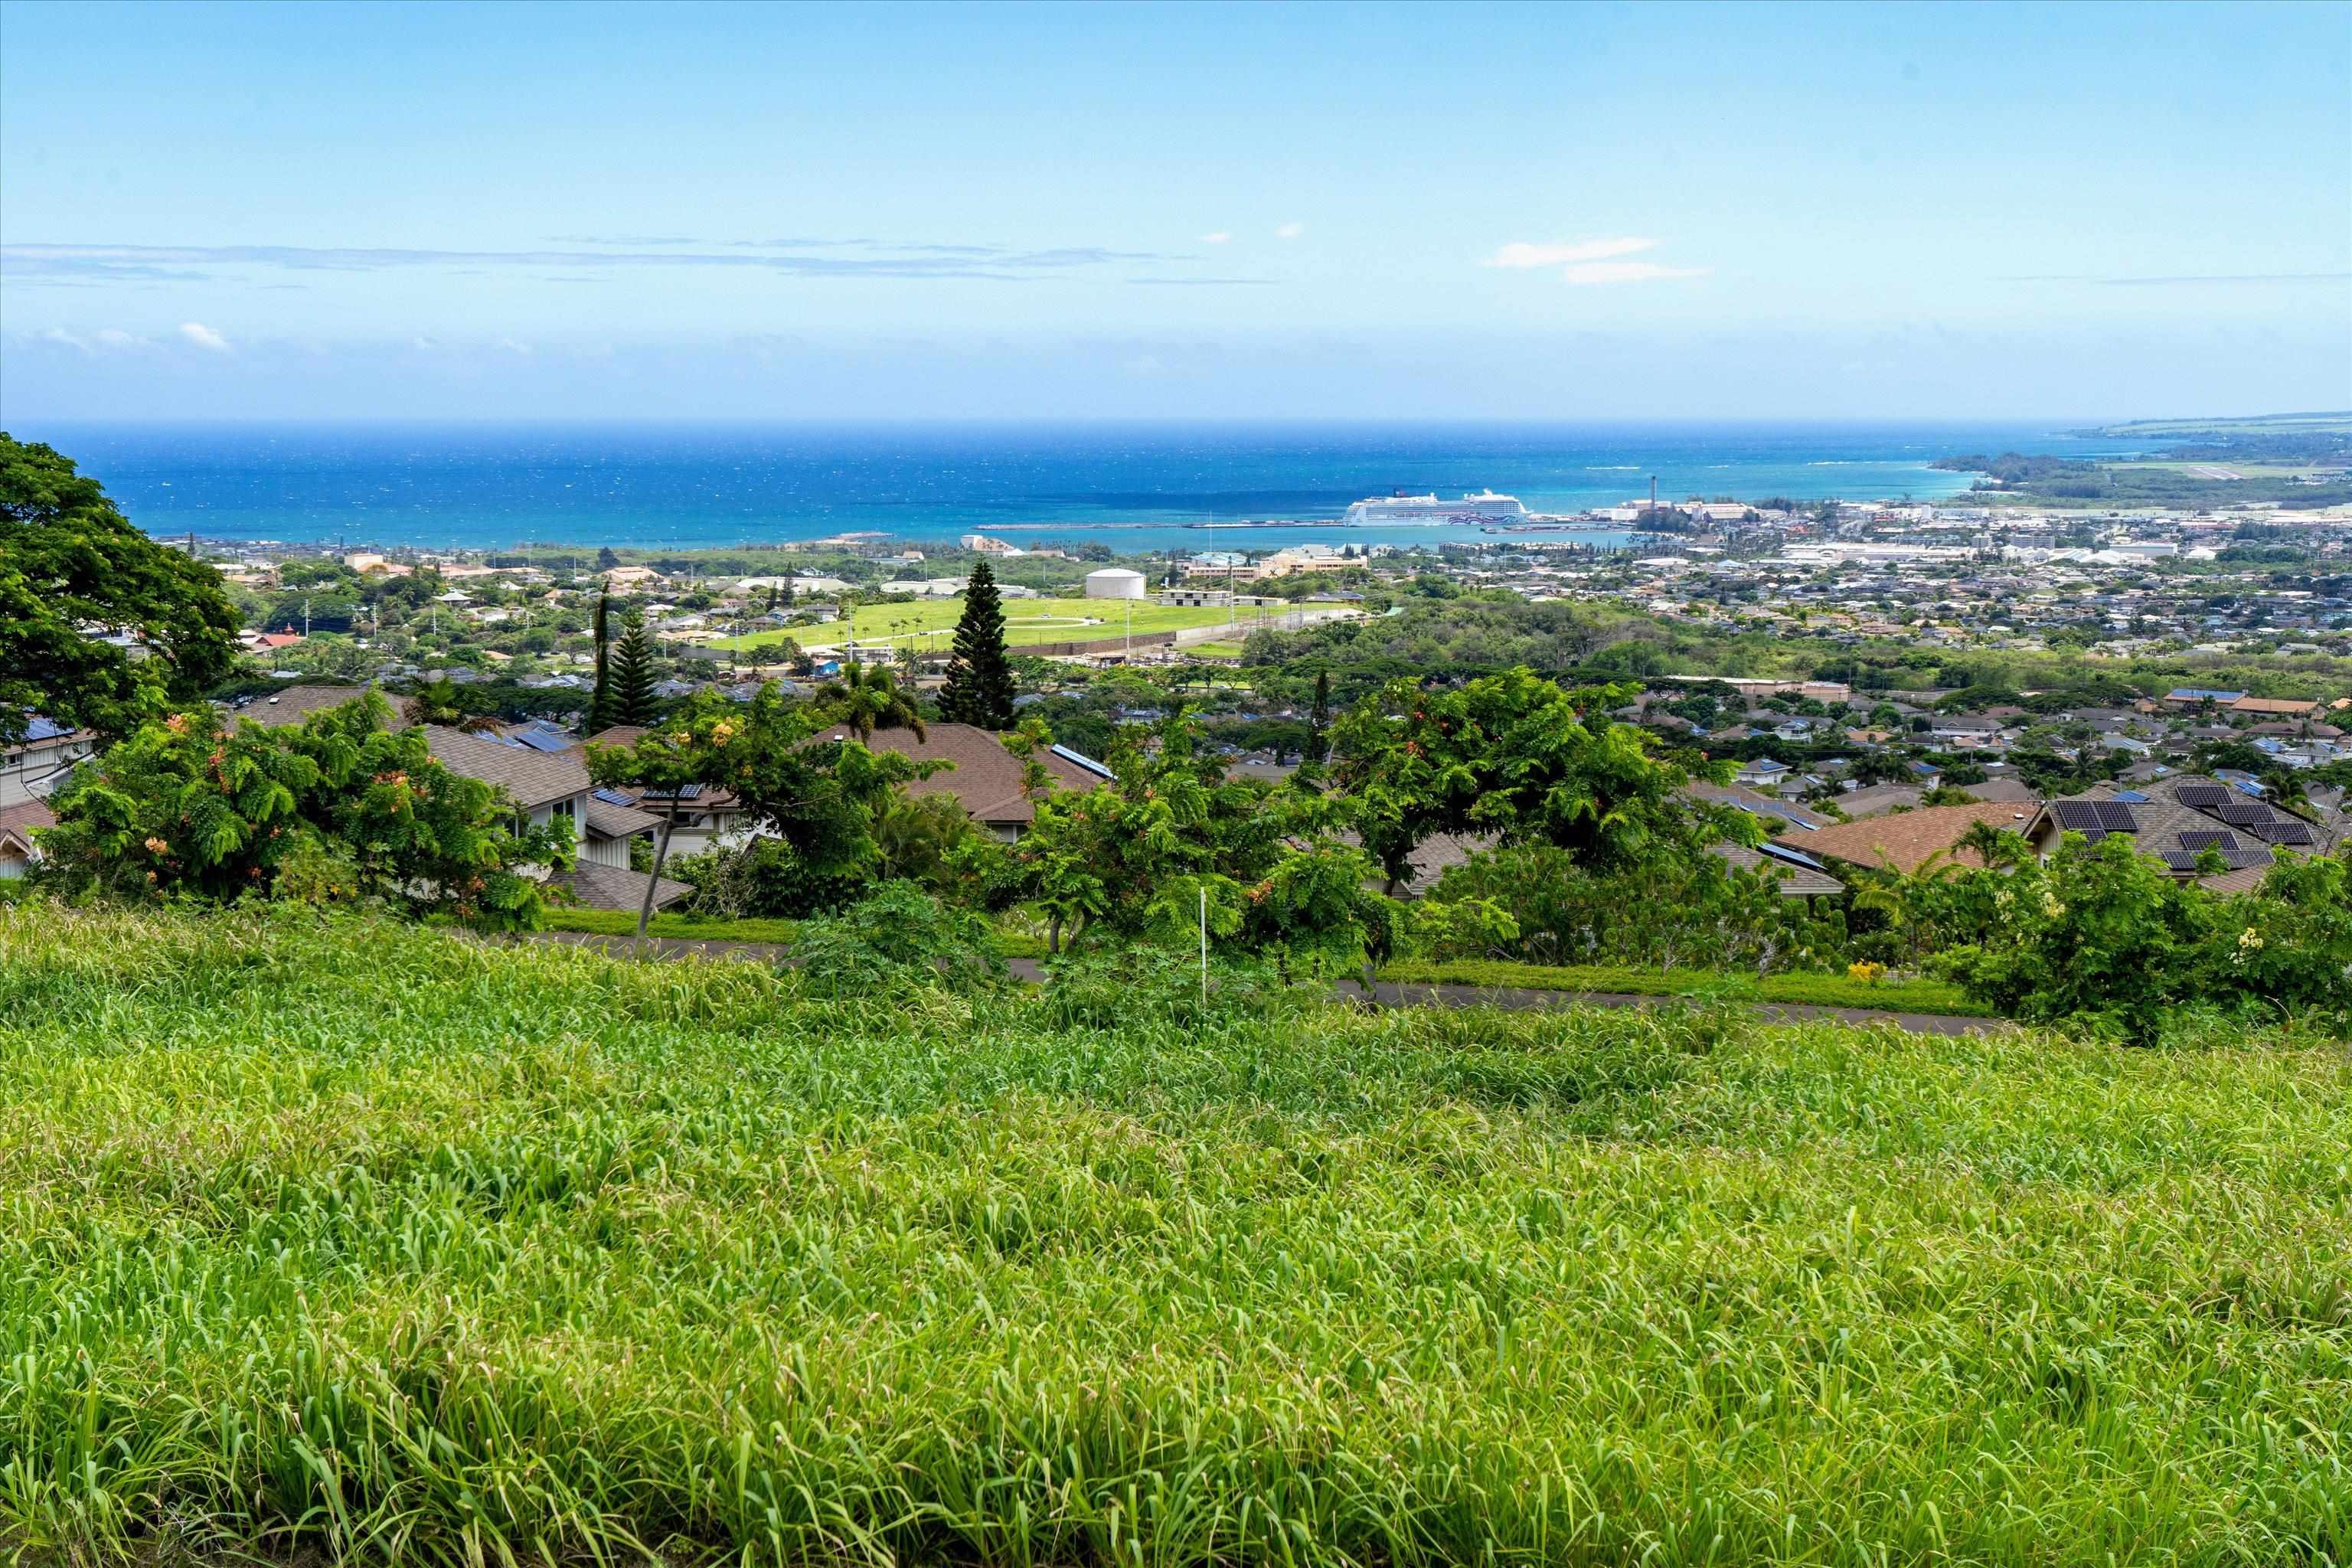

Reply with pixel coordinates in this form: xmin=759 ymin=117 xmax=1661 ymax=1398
xmin=524 ymin=931 xmax=2002 ymax=1036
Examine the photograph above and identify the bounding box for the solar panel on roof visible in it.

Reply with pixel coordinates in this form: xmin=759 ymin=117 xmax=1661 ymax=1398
xmin=1759 ymin=842 xmax=1831 ymax=874
xmin=1050 ymin=743 xmax=1116 ymax=779
xmin=2218 ymin=804 xmax=2269 ymax=827
xmin=2161 ymin=851 xmax=2203 ymax=871
xmin=2051 ymin=801 xmax=2107 ymax=831
xmin=2273 ymin=822 xmax=2315 ymax=846
xmin=641 ymin=783 xmax=704 ymax=801
xmin=592 ymin=787 xmax=637 ymax=808
xmin=2177 ymin=830 xmax=2238 ymax=851
xmin=2177 ymin=785 xmax=2230 ymax=808
xmin=2112 ymin=789 xmax=2151 ymax=803
xmin=2222 ymin=847 xmax=2275 ymax=870
xmin=2092 ymin=801 xmax=2139 ymax=831
xmin=511 ymin=727 xmax=571 ymax=752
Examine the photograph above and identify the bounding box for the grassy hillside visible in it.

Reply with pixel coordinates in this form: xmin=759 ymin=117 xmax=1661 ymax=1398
xmin=4 ymin=906 xmax=2349 ymax=1565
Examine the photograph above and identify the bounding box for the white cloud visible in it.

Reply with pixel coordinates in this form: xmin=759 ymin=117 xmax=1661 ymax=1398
xmin=1274 ymin=221 xmax=1304 ymax=240
xmin=1485 ymin=237 xmax=1657 ymax=269
xmin=36 ymin=328 xmax=90 ymax=353
xmin=1560 ymin=261 xmax=1711 ymax=286
xmin=178 ymin=321 xmax=230 ymax=351
xmin=95 ymin=328 xmax=145 ymax=348
xmin=496 ymin=337 xmax=534 ymax=355
xmin=1199 ymin=230 xmax=1232 ymax=244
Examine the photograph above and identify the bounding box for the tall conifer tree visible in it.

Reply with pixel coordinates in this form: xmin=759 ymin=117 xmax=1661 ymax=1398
xmin=608 ymin=610 xmax=658 ymax=727
xmin=937 ymin=559 xmax=1016 ymax=730
xmin=586 ymin=586 xmax=614 ymax=732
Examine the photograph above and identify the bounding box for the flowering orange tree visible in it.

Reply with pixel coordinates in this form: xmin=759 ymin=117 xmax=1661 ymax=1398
xmin=38 ymin=693 xmax=568 ymax=928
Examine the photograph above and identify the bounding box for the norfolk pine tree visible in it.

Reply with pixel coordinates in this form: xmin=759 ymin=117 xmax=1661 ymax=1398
xmin=608 ymin=610 xmax=658 ymax=726
xmin=937 ymin=558 xmax=1017 ymax=730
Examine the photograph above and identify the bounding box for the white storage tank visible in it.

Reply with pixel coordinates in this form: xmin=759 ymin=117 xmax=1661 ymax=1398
xmin=1083 ymin=567 xmax=1147 ymax=600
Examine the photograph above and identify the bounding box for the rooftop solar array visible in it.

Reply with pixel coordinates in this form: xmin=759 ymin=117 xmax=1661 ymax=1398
xmin=2112 ymin=789 xmax=2151 ymax=803
xmin=2217 ymin=803 xmax=2269 ymax=827
xmin=2273 ymin=821 xmax=2316 ymax=846
xmin=2052 ymin=800 xmax=2138 ymax=833
xmin=2177 ymin=830 xmax=2239 ymax=851
xmin=591 ymin=787 xmax=638 ymax=808
xmin=639 ymin=783 xmax=704 ymax=802
xmin=2177 ymin=784 xmax=2230 ymax=808
xmin=511 ymin=725 xmax=573 ymax=752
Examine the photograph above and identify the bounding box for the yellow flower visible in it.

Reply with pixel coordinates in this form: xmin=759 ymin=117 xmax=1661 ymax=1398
xmin=2237 ymin=927 xmax=2265 ymax=952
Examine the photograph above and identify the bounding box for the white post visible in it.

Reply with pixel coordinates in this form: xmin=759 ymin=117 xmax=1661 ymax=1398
xmin=1199 ymin=885 xmax=1207 ymax=1011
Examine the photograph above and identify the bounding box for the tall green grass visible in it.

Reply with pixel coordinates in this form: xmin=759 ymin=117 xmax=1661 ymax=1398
xmin=2 ymin=903 xmax=2347 ymax=1565
xmin=1377 ymin=959 xmax=1992 ymax=1018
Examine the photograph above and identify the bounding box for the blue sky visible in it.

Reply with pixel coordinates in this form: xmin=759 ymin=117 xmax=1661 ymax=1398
xmin=2 ymin=0 xmax=2347 ymax=420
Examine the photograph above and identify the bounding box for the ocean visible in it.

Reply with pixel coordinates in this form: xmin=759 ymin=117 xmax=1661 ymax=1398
xmin=14 ymin=420 xmax=2141 ymax=554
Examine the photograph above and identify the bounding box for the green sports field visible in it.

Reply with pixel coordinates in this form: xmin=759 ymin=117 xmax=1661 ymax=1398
xmin=714 ymin=595 xmax=1249 ymax=653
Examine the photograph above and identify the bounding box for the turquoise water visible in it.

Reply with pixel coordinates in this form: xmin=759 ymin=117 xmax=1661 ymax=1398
xmin=17 ymin=420 xmax=2141 ymax=553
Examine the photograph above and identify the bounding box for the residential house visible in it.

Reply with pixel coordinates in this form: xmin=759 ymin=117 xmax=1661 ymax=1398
xmin=2024 ymin=775 xmax=2337 ymax=893
xmin=236 ymin=684 xmax=683 ymax=911
xmin=1776 ymin=801 xmax=2037 ymax=876
xmin=2 ymin=717 xmax=96 ymax=807
xmin=813 ymin=723 xmax=1110 ymax=840
xmin=0 ymin=799 xmax=55 ymax=879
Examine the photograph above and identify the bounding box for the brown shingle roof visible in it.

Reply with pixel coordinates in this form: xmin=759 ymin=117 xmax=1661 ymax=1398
xmin=0 ymin=799 xmax=55 ymax=854
xmin=583 ymin=797 xmax=664 ymax=841
xmin=815 ymin=724 xmax=1104 ymax=825
xmin=1779 ymin=802 xmax=2034 ymax=874
xmin=1710 ymin=842 xmax=1846 ymax=896
xmin=423 ymin=726 xmax=589 ymax=810
xmin=550 ymin=861 xmax=691 ymax=912
xmin=238 ymin=684 xmax=373 ymax=727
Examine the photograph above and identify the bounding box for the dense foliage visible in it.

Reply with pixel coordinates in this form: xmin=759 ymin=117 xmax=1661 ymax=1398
xmin=1935 ymin=832 xmax=2352 ymax=1044
xmin=1328 ymin=668 xmax=1745 ymax=891
xmin=0 ymin=432 xmax=244 ymax=743
xmin=36 ymin=693 xmax=570 ymax=929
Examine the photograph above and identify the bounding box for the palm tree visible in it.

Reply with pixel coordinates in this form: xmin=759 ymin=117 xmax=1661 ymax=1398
xmin=817 ymin=660 xmax=926 ymax=742
xmin=1955 ymin=818 xmax=2024 ymax=869
xmin=403 ymin=676 xmax=500 ymax=733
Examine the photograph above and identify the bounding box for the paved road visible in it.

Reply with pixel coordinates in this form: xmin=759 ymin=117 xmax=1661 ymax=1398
xmin=524 ymin=931 xmax=2001 ymax=1037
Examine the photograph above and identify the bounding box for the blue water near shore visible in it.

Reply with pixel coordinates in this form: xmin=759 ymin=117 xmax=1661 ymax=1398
xmin=18 ymin=420 xmax=2142 ymax=554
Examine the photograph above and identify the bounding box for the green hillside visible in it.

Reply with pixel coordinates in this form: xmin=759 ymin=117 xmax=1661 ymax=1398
xmin=5 ymin=906 xmax=2348 ymax=1565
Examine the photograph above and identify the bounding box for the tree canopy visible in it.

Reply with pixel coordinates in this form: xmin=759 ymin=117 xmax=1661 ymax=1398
xmin=38 ymin=693 xmax=570 ymax=929
xmin=0 ymin=433 xmax=244 ymax=743
xmin=1328 ymin=668 xmax=1746 ymax=892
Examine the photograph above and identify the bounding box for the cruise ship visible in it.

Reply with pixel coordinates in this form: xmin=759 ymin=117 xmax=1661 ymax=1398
xmin=1342 ymin=488 xmax=1529 ymax=524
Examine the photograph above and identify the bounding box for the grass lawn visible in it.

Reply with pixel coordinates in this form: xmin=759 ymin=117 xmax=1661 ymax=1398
xmin=714 ymin=595 xmax=1241 ymax=653
xmin=1380 ymin=958 xmax=1993 ymax=1017
xmin=539 ymin=907 xmax=803 ymax=944
xmin=5 ymin=905 xmax=2349 ymax=1564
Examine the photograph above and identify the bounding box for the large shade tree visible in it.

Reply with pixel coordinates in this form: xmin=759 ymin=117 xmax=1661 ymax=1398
xmin=1327 ymin=667 xmax=1749 ymax=893
xmin=0 ymin=433 xmax=244 ymax=743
